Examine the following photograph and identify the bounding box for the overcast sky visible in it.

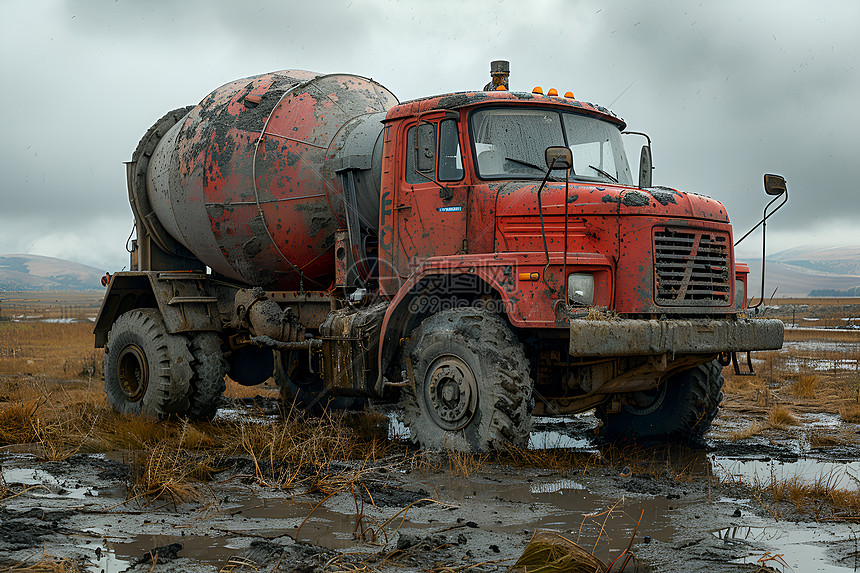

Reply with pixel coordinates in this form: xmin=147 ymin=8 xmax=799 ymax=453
xmin=1 ymin=0 xmax=857 ymax=271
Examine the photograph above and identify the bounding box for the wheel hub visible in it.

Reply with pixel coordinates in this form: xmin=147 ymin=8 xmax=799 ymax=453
xmin=117 ymin=344 xmax=148 ymax=402
xmin=425 ymin=356 xmax=478 ymax=431
xmin=622 ymin=383 xmax=668 ymax=416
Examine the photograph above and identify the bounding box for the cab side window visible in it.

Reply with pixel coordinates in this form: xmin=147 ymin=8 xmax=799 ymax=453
xmin=406 ymin=123 xmax=436 ymax=184
xmin=438 ymin=119 xmax=464 ymax=181
xmin=405 ymin=119 xmax=464 ymax=184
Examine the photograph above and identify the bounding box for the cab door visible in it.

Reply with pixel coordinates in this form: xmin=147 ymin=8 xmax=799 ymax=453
xmin=393 ymin=117 xmax=468 ymax=277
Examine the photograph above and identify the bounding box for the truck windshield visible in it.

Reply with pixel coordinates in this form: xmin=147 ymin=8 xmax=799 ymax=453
xmin=470 ymin=108 xmax=634 ymax=185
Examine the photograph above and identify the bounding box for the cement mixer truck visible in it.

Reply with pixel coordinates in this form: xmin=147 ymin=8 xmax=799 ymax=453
xmin=94 ymin=62 xmax=785 ymax=451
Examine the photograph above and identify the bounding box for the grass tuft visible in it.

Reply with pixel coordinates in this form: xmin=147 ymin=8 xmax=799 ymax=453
xmin=754 ymin=469 xmax=860 ymax=519
xmin=447 ymin=451 xmax=489 ymax=477
xmin=768 ymin=406 xmax=799 ymax=429
xmin=725 ymin=421 xmax=768 ymax=441
xmin=839 ymin=401 xmax=860 ymax=423
xmin=3 ymin=554 xmax=84 ymax=572
xmin=128 ymin=439 xmax=214 ymax=508
xmin=809 ymin=429 xmax=854 ymax=449
xmin=791 ymin=374 xmax=817 ymax=399
xmin=0 ymin=398 xmax=41 ymax=445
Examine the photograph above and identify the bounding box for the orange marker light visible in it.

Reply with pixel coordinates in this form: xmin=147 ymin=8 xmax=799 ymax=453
xmin=532 ymin=86 xmax=543 ymax=95
xmin=496 ymin=85 xmax=507 ymax=91
xmin=564 ymin=91 xmax=575 ymax=98
xmin=547 ymin=88 xmax=558 ymax=96
xmin=518 ymin=272 xmax=540 ymax=282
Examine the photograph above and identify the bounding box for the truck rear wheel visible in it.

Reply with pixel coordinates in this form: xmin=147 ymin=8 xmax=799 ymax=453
xmin=597 ymin=360 xmax=724 ymax=444
xmin=186 ymin=332 xmax=227 ymax=419
xmin=400 ymin=308 xmax=533 ymax=452
xmin=104 ymin=309 xmax=193 ymax=418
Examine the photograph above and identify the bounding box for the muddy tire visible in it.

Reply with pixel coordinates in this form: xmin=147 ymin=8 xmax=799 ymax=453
xmin=400 ymin=308 xmax=533 ymax=452
xmin=597 ymin=360 xmax=724 ymax=444
xmin=104 ymin=309 xmax=193 ymax=418
xmin=186 ymin=332 xmax=227 ymax=419
xmin=273 ymin=350 xmax=364 ymax=414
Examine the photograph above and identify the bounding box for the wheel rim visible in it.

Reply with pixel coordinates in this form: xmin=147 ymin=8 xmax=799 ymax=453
xmin=622 ymin=383 xmax=667 ymax=416
xmin=117 ymin=344 xmax=148 ymax=402
xmin=424 ymin=355 xmax=478 ymax=431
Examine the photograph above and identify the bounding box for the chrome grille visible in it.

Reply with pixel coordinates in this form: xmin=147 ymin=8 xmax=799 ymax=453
xmin=654 ymin=228 xmax=730 ymax=306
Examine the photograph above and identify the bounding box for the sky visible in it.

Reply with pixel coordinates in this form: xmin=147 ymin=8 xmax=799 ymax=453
xmin=0 ymin=0 xmax=858 ymax=272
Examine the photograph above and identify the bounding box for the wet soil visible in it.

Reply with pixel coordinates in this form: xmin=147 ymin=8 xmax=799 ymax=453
xmin=2 ymin=400 xmax=859 ymax=573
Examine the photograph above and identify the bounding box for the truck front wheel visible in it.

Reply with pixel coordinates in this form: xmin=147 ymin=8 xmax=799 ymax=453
xmin=597 ymin=360 xmax=724 ymax=444
xmin=104 ymin=309 xmax=193 ymax=418
xmin=400 ymin=308 xmax=533 ymax=452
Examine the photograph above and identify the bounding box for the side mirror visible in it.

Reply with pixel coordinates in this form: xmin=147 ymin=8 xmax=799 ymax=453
xmin=545 ymin=146 xmax=572 ymax=170
xmin=764 ymin=173 xmax=787 ymax=196
xmin=639 ymin=145 xmax=653 ymax=188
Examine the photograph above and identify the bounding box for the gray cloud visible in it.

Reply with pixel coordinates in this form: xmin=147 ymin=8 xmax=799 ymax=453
xmin=0 ymin=0 xmax=857 ymax=270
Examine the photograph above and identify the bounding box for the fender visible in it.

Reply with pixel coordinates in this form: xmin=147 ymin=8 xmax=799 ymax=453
xmin=94 ymin=271 xmax=221 ymax=347
xmin=372 ymin=252 xmax=612 ymax=394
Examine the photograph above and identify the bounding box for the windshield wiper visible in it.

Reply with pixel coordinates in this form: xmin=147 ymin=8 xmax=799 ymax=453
xmin=588 ymin=164 xmax=618 ymax=183
xmin=506 ymin=157 xmax=563 ymax=181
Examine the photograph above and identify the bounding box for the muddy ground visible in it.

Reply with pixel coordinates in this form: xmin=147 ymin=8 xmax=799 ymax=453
xmin=1 ymin=397 xmax=859 ymax=573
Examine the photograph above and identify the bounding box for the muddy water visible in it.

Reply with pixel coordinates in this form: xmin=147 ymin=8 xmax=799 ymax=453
xmin=403 ymin=467 xmax=677 ymax=566
xmin=713 ymin=457 xmax=860 ymax=491
xmin=716 ymin=524 xmax=858 ymax=572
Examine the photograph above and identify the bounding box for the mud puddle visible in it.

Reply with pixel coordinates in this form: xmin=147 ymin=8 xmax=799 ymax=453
xmin=713 ymin=457 xmax=860 ymax=490
xmin=716 ymin=524 xmax=859 ymax=572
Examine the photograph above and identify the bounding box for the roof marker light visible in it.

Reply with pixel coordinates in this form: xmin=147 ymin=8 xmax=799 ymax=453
xmin=547 ymin=88 xmax=558 ymax=96
xmin=532 ymin=86 xmax=543 ymax=94
xmin=564 ymin=91 xmax=575 ymax=98
xmin=496 ymin=85 xmax=507 ymax=91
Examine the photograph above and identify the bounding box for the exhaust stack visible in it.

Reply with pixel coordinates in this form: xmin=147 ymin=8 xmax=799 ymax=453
xmin=484 ymin=60 xmax=510 ymax=91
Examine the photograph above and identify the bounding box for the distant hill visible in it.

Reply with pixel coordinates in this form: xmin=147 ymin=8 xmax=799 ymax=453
xmin=741 ymin=246 xmax=860 ymax=298
xmin=0 ymin=254 xmax=103 ymax=291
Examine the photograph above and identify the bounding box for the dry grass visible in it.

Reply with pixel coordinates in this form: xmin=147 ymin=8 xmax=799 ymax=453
xmin=0 ymin=398 xmax=42 ymax=445
xmin=447 ymin=451 xmax=490 ymax=477
xmin=223 ymin=376 xmax=280 ymax=400
xmin=809 ymin=429 xmax=855 ymax=448
xmin=2 ymin=554 xmax=84 ymax=572
xmin=724 ymin=421 xmax=768 ymax=441
xmin=791 ymin=374 xmax=818 ymax=399
xmin=127 ymin=435 xmax=218 ymax=507
xmin=0 ymin=321 xmax=103 ymax=380
xmin=839 ymin=401 xmax=860 ymax=423
xmin=0 ymin=466 xmax=8 ymax=499
xmin=783 ymin=328 xmax=860 ymax=342
xmin=223 ymin=408 xmax=392 ymax=492
xmin=754 ymin=470 xmax=860 ymax=520
xmin=767 ymin=406 xmax=799 ymax=428
xmin=499 ymin=444 xmax=582 ymax=472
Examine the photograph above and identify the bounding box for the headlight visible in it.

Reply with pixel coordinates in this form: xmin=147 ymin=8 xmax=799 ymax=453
xmin=735 ymin=279 xmax=746 ymax=310
xmin=568 ymin=273 xmax=595 ymax=306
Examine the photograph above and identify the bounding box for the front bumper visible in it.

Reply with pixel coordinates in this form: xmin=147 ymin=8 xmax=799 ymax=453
xmin=568 ymin=318 xmax=784 ymax=357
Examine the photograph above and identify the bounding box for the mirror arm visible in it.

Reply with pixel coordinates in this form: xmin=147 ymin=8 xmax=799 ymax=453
xmin=622 ymin=131 xmax=653 ymax=188
xmin=622 ymin=130 xmax=651 ymax=147
xmin=743 ymin=189 xmax=789 ymax=311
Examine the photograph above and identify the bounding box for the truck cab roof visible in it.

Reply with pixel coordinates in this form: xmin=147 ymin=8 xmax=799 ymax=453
xmin=385 ymin=90 xmax=626 ymax=130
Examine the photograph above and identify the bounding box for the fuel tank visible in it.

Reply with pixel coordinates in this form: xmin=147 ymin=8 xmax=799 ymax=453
xmin=141 ymin=70 xmax=398 ymax=289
